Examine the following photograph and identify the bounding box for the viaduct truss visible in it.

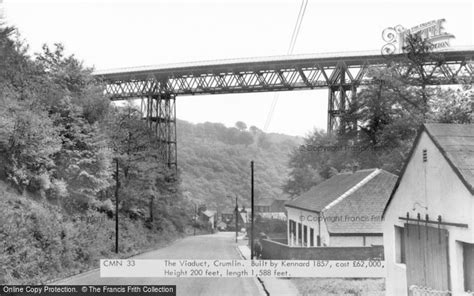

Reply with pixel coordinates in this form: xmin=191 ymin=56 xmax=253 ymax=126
xmin=94 ymin=48 xmax=474 ymax=171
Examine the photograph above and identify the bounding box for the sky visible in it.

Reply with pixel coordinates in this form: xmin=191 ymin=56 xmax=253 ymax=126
xmin=3 ymin=0 xmax=473 ymax=136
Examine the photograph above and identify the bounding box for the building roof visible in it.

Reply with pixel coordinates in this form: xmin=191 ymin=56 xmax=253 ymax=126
xmin=324 ymin=170 xmax=398 ymax=234
xmin=255 ymin=198 xmax=273 ymax=207
xmin=383 ymin=123 xmax=474 ymax=216
xmin=285 ymin=169 xmax=376 ymax=212
xmin=424 ymin=124 xmax=474 ymax=193
xmin=286 ymin=168 xmax=397 ymax=234
xmin=201 ymin=210 xmax=216 ymax=217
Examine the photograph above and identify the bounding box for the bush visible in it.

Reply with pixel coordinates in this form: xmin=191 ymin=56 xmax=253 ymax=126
xmin=0 ymin=182 xmax=181 ymax=284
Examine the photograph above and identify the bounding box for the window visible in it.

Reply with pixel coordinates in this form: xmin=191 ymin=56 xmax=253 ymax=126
xmin=303 ymin=225 xmax=308 ymax=246
xmin=289 ymin=220 xmax=296 ymax=238
xmin=310 ymin=228 xmax=314 ymax=247
xmin=395 ymin=226 xmax=405 ymax=263
xmin=422 ymin=149 xmax=427 ymax=162
xmin=464 ymin=243 xmax=474 ymax=292
xmin=298 ymin=223 xmax=302 ymax=245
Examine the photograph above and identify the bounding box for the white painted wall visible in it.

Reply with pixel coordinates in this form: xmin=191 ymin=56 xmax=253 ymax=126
xmin=330 ymin=236 xmax=364 ymax=246
xmin=286 ymin=207 xmax=330 ymax=247
xmin=383 ymin=131 xmax=474 ymax=296
xmin=365 ymin=236 xmax=383 ymax=246
xmin=286 ymin=207 xmax=383 ymax=247
xmin=328 ymin=235 xmax=382 ymax=247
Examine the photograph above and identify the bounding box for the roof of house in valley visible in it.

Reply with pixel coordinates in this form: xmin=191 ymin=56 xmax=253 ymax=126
xmin=285 ymin=169 xmax=375 ymax=212
xmin=286 ymin=168 xmax=397 ymax=234
xmin=324 ymin=170 xmax=397 ymax=234
xmin=201 ymin=210 xmax=216 ymax=217
xmin=255 ymin=198 xmax=274 ymax=207
xmin=383 ymin=123 xmax=474 ymax=216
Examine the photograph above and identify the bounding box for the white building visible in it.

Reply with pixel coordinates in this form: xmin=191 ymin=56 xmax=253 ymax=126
xmin=200 ymin=210 xmax=216 ymax=228
xmin=383 ymin=124 xmax=474 ymax=296
xmin=285 ymin=168 xmax=397 ymax=247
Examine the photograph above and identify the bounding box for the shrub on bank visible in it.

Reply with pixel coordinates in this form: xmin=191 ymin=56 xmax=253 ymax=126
xmin=0 ymin=183 xmax=180 ymax=284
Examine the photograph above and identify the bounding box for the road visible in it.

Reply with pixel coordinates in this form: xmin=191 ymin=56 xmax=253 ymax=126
xmin=54 ymin=232 xmax=264 ymax=296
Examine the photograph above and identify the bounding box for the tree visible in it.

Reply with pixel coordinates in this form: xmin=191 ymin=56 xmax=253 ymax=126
xmin=283 ymin=129 xmax=345 ymax=196
xmin=235 ymin=121 xmax=247 ymax=131
xmin=249 ymin=125 xmax=262 ymax=135
xmin=339 ymin=65 xmax=424 ymax=172
xmin=51 ymin=97 xmax=112 ymax=211
xmin=340 ymin=33 xmax=471 ymax=172
xmin=284 ymin=33 xmax=473 ymax=194
xmin=238 ymin=131 xmax=254 ymax=147
xmin=428 ymin=88 xmax=472 ymax=124
xmin=35 ymin=43 xmax=110 ymax=124
xmin=106 ymin=103 xmax=181 ymax=225
xmin=31 ymin=44 xmax=113 ymax=211
xmin=3 ymin=108 xmax=61 ymax=192
xmin=257 ymin=134 xmax=271 ymax=149
xmin=0 ymin=27 xmax=63 ymax=193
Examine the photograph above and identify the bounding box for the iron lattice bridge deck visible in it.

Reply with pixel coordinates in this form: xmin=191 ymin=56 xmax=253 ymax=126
xmin=93 ymin=48 xmax=474 ymax=169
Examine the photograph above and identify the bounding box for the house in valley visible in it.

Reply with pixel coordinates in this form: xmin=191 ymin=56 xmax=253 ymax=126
xmin=285 ymin=168 xmax=397 ymax=247
xmin=255 ymin=197 xmax=288 ymax=220
xmin=220 ymin=207 xmax=249 ymax=229
xmin=255 ymin=198 xmax=273 ymax=213
xmin=383 ymin=124 xmax=474 ymax=296
xmin=199 ymin=210 xmax=216 ymax=229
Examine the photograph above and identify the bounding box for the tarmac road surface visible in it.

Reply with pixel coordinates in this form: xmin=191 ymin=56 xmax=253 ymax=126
xmin=53 ymin=232 xmax=263 ymax=296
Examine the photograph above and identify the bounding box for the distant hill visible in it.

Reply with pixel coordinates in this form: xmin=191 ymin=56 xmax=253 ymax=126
xmin=176 ymin=120 xmax=302 ymax=212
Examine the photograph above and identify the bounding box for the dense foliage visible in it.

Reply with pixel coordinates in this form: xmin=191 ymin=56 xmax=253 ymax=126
xmin=0 ymin=26 xmax=187 ymax=284
xmin=0 ymin=181 xmax=175 ymax=284
xmin=177 ymin=120 xmax=301 ymax=211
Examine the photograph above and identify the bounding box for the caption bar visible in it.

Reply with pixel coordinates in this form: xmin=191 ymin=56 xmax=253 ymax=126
xmin=100 ymin=259 xmax=385 ymax=278
xmin=0 ymin=286 xmax=176 ymax=296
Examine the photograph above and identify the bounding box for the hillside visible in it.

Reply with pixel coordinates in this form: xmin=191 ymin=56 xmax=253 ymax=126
xmin=177 ymin=120 xmax=302 ymax=212
xmin=0 ymin=29 xmax=187 ymax=284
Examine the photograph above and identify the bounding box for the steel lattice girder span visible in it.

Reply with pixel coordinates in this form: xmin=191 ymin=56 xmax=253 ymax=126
xmin=94 ymin=48 xmax=474 ymax=169
xmin=95 ymin=48 xmax=474 ymax=98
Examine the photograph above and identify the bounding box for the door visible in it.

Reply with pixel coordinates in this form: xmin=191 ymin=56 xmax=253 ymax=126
xmin=464 ymin=243 xmax=474 ymax=292
xmin=404 ymin=223 xmax=450 ymax=293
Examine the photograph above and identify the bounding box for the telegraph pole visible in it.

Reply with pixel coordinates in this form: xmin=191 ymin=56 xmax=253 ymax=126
xmin=250 ymin=161 xmax=255 ymax=259
xmin=114 ymin=158 xmax=120 ymax=254
xmin=194 ymin=203 xmax=197 ymax=236
xmin=234 ymin=194 xmax=238 ymax=243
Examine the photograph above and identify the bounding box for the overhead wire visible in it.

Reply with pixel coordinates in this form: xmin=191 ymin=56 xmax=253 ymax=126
xmin=263 ymin=0 xmax=308 ymax=132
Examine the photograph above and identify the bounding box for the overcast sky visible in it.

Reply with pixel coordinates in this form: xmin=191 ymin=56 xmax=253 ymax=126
xmin=3 ymin=0 xmax=473 ymax=136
